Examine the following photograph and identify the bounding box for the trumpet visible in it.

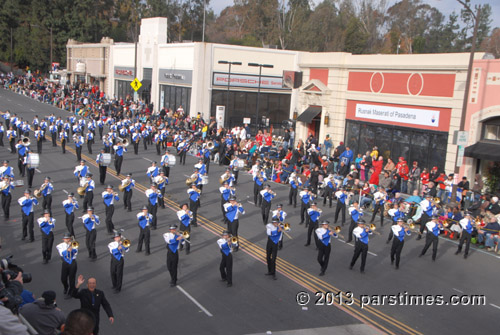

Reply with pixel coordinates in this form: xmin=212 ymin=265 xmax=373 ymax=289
xmin=121 ymin=238 xmax=131 ymax=248
xmin=334 ymin=226 xmax=345 ymax=239
xmin=231 ymin=236 xmax=238 ymax=244
xmin=71 ymin=240 xmax=80 ymax=248
xmin=368 ymin=224 xmax=381 ymax=235
xmin=182 ymin=231 xmax=190 ymax=239
xmin=281 ymin=223 xmax=291 ymax=231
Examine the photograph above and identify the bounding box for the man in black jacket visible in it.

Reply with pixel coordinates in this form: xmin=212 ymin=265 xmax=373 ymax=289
xmin=72 ymin=275 xmax=114 ymax=335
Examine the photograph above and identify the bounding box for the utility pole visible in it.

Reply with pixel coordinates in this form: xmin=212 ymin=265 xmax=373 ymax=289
xmin=451 ymin=1 xmax=481 ymax=204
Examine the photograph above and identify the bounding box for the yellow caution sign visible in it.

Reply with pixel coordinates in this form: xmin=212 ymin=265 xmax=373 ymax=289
xmin=130 ymin=78 xmax=142 ymax=91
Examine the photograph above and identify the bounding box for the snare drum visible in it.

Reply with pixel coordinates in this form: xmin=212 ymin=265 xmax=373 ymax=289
xmin=27 ymin=153 xmax=40 ymax=169
xmin=102 ymin=153 xmax=112 ymax=166
xmin=168 ymin=155 xmax=177 ymax=166
xmin=201 ymin=176 xmax=209 ymax=185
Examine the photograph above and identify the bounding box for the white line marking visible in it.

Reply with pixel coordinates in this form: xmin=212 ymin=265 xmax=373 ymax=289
xmin=35 ymin=169 xmax=41 ymax=173
xmin=247 ymin=201 xmax=255 ymax=204
xmin=184 ymin=174 xmax=190 ymax=178
xmin=368 ymin=251 xmax=377 ymax=256
xmin=176 ymin=285 xmax=213 ymax=317
xmin=142 ymin=157 xmax=153 ymax=162
xmin=452 ymin=288 xmax=464 ymax=294
xmin=30 ymin=109 xmax=35 ymax=112
xmin=490 ymin=303 xmax=500 ymax=310
xmin=62 ymin=189 xmax=68 ymax=194
xmin=17 ymin=103 xmax=22 ymax=106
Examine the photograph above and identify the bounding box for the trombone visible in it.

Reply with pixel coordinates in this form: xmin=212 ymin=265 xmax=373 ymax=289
xmin=34 ymin=182 xmax=48 ymax=198
xmin=368 ymin=224 xmax=381 ymax=235
xmin=181 ymin=230 xmax=191 ymax=243
xmin=333 ymin=226 xmax=345 ymax=239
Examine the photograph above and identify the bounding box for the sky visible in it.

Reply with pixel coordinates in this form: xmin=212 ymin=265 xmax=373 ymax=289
xmin=210 ymin=0 xmax=499 ymax=29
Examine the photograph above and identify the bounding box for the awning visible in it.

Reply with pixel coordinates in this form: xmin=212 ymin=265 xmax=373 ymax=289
xmin=297 ymin=106 xmax=322 ymax=123
xmin=464 ymin=141 xmax=500 ymax=161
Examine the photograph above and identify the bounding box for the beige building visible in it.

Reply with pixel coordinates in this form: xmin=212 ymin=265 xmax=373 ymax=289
xmin=66 ymin=37 xmax=113 ymax=92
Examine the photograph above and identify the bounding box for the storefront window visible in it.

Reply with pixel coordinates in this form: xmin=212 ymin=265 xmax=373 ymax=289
xmin=345 ymin=120 xmax=448 ymax=172
xmin=159 ymin=85 xmax=191 ymax=114
xmin=115 ymin=80 xmax=134 ymax=100
xmin=483 ymin=124 xmax=500 ymax=140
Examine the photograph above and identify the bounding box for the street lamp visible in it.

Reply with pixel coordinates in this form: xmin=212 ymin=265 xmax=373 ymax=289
xmin=218 ymin=60 xmax=242 ymax=127
xmin=451 ymin=1 xmax=482 ymax=204
xmin=248 ymin=63 xmax=274 ymax=131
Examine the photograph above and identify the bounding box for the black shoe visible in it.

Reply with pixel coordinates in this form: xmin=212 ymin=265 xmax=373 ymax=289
xmin=136 ymin=249 xmax=142 ymax=253
xmin=346 ymin=240 xmax=352 ymax=243
xmin=386 ymin=240 xmax=391 ymax=244
xmin=304 ymin=243 xmax=310 ymax=246
xmin=265 ymin=272 xmax=273 ymax=276
xmin=395 ymin=265 xmax=399 ymax=270
xmin=113 ymin=288 xmax=121 ymax=294
xmin=391 ymin=260 xmax=394 ymax=265
xmin=220 ymin=278 xmax=227 ymax=282
xmin=349 ymin=265 xmax=353 ymax=270
xmin=432 ymin=258 xmax=436 ymax=262
xmin=464 ymin=254 xmax=468 ymax=259
xmin=299 ymin=222 xmax=304 ymax=225
xmin=227 ymin=283 xmax=232 ymax=287
xmin=418 ymin=254 xmax=423 ymax=258
xmin=43 ymin=259 xmax=48 ymax=264
xmin=186 ymin=250 xmax=190 ymax=255
xmin=416 ymin=235 xmax=422 ymax=241
xmin=319 ymin=271 xmax=325 ymax=276
xmin=170 ymin=282 xmax=176 ymax=287
xmin=145 ymin=252 xmax=150 ymax=256
xmin=455 ymin=250 xmax=460 ymax=255
xmin=360 ymin=270 xmax=365 ymax=274
xmin=64 ymin=293 xmax=72 ymax=300
xmin=21 ymin=236 xmax=26 ymax=241
xmin=272 ymin=275 xmax=277 ymax=280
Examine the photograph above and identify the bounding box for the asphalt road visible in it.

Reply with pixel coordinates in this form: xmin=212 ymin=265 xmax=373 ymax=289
xmin=1 ymin=88 xmax=499 ymax=335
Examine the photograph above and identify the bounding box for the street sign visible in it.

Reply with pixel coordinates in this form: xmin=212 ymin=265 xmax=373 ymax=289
xmin=457 ymin=145 xmax=465 ymax=167
xmin=454 ymin=131 xmax=469 ymax=146
xmin=130 ymin=78 xmax=142 ymax=91
xmin=216 ymin=105 xmax=225 ymax=129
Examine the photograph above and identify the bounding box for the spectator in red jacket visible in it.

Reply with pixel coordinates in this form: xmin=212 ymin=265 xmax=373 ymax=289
xmin=420 ymin=168 xmax=430 ymax=195
xmin=396 ymin=157 xmax=409 ymax=193
xmin=435 ymin=173 xmax=447 ymax=201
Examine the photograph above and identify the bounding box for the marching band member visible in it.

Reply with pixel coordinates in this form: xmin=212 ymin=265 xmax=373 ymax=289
xmin=229 ymin=155 xmax=241 ymax=185
xmin=201 ymin=143 xmax=212 ymax=174
xmin=347 ymin=200 xmax=363 ymax=243
xmin=260 ymin=184 xmax=275 ymax=225
xmin=316 ymin=221 xmax=337 ymax=276
xmin=49 ymin=123 xmax=58 ymax=147
xmin=218 ymin=230 xmax=236 ymax=287
xmin=74 ymin=132 xmax=84 ymax=162
xmin=0 ymin=175 xmax=14 ymax=220
xmin=7 ymin=126 xmax=17 ymax=154
xmin=96 ymin=148 xmax=108 ymax=185
xmin=386 ymin=202 xmax=406 ymax=244
xmin=349 ymin=219 xmax=371 ymax=273
xmin=265 ymin=219 xmax=283 ymax=280
xmin=24 ymin=149 xmax=36 ymax=188
xmin=272 ymin=204 xmax=287 ymax=249
xmin=86 ymin=131 xmax=94 ymax=154
xmin=220 ymin=167 xmax=235 ymax=188
xmin=177 ymin=138 xmax=188 ymax=165
xmin=153 ymin=171 xmax=168 ymax=209
xmin=113 ymin=141 xmax=127 ymax=175
xmin=136 ymin=206 xmax=152 ymax=255
xmin=56 ymin=233 xmax=78 ymax=298
xmin=0 ymin=121 xmax=4 ymax=147
xmin=38 ymin=209 xmax=55 ymax=264
xmin=146 ymin=161 xmax=159 ymax=184
xmin=103 ymin=134 xmax=112 ymax=153
xmin=74 ymin=160 xmax=89 ymax=181
xmin=188 ymin=184 xmax=201 ymax=227
xmin=219 ymin=181 xmax=235 ymax=217
xmin=322 ymin=174 xmax=336 ymax=208
xmin=390 ymin=218 xmax=410 ymax=269
xmin=371 ymin=187 xmax=387 ymax=226
xmin=122 ymin=174 xmax=135 ymax=212
xmin=160 ymin=151 xmax=171 ymax=178
xmin=18 ymin=189 xmax=39 ymax=242
xmin=224 ymin=197 xmax=245 ymax=251
xmin=145 ymin=183 xmax=162 ymax=230
xmin=82 ymin=173 xmax=95 ymax=212
xmin=306 ymin=202 xmax=322 ymax=247
xmin=417 ymin=194 xmax=436 ymax=240
xmin=177 ymin=203 xmax=193 ymax=254
xmin=288 ymin=173 xmax=302 ymax=208
xmin=334 ymin=187 xmax=348 ymax=226
xmin=132 ymin=129 xmax=141 ymax=155
xmin=40 ymin=176 xmax=54 ymax=216
xmin=299 ymin=187 xmax=314 ymax=225
xmin=34 ymin=126 xmax=43 ymax=153
xmin=195 ymin=158 xmax=208 ymax=176
xmin=108 ymin=231 xmax=129 ymax=293
xmin=83 ymin=207 xmax=99 ymax=261
xmin=253 ymin=168 xmax=266 ymax=206
xmin=419 ymin=215 xmax=443 ymax=261
xmin=16 ymin=138 xmax=28 ymax=176
xmin=0 ymin=159 xmax=14 ymax=179
xmin=153 ymin=132 xmax=161 ymax=155
xmin=164 ymin=224 xmax=183 ymax=287
xmin=63 ymin=193 xmax=79 ymax=237
xmin=102 ymin=185 xmax=120 ymax=234
xmin=141 ymin=127 xmax=149 ymax=151
xmin=455 ymin=212 xmax=475 ymax=259
xmin=59 ymin=128 xmax=68 ymax=153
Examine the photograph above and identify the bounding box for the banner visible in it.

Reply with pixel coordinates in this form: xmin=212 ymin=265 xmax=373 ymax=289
xmin=355 ymin=103 xmax=440 ymax=128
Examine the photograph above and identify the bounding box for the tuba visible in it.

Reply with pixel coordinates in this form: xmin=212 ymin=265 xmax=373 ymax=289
xmin=117 ymin=137 xmax=129 ymax=147
xmin=186 ymin=173 xmax=197 ymax=186
xmin=77 ymin=181 xmax=89 ymax=196
xmin=118 ymin=179 xmax=131 ymax=192
xmin=21 ymin=136 xmax=31 ymax=146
